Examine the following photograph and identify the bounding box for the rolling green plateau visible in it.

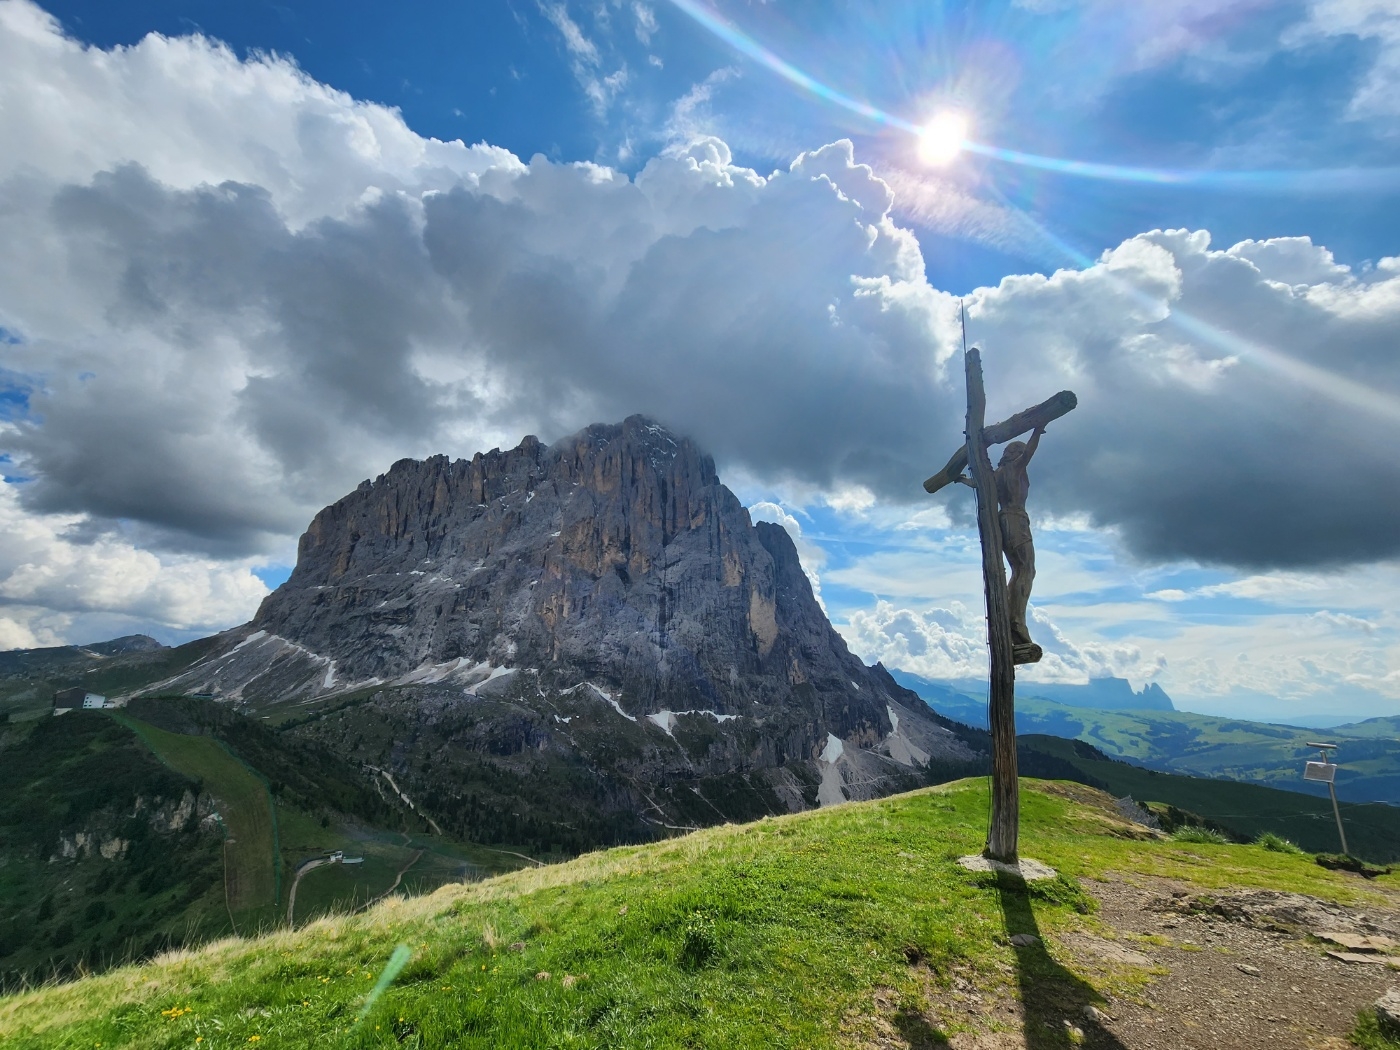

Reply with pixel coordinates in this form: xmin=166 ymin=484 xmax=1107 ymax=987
xmin=3 ymin=779 xmax=1399 ymax=1050
xmin=893 ymin=673 xmax=1400 ymax=806
xmin=0 ymin=700 xmax=530 ymax=989
xmin=1022 ymin=735 xmax=1400 ymax=861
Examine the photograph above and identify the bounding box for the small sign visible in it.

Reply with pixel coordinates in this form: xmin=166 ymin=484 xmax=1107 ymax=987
xmin=1304 ymin=761 xmax=1337 ymax=783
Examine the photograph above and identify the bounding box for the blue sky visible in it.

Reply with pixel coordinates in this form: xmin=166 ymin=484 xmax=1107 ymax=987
xmin=39 ymin=0 xmax=1400 ymax=286
xmin=2 ymin=0 xmax=1400 ymax=723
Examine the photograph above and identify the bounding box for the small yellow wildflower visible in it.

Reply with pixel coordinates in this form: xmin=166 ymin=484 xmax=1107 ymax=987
xmin=248 ymin=1038 xmax=261 ymax=1043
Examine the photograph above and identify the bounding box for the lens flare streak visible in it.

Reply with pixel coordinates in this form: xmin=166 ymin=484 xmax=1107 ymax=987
xmin=982 ymin=190 xmax=1400 ymax=427
xmin=666 ymin=0 xmax=1400 ymax=422
xmin=663 ymin=0 xmax=1400 ymax=192
xmin=664 ymin=0 xmax=909 ymax=131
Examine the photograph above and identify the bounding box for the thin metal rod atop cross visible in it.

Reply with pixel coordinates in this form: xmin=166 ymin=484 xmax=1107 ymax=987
xmin=925 ymin=334 xmax=1077 ymax=862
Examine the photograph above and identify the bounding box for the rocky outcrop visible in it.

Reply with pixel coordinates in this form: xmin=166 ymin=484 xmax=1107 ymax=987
xmin=157 ymin=417 xmax=975 ymax=838
xmin=47 ymin=790 xmax=217 ymax=864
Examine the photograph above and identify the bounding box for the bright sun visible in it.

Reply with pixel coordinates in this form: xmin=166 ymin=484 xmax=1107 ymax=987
xmin=918 ymin=112 xmax=968 ymax=166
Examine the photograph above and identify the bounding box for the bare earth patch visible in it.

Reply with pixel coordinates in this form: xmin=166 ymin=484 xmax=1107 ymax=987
xmin=1077 ymin=875 xmax=1399 ymax=1049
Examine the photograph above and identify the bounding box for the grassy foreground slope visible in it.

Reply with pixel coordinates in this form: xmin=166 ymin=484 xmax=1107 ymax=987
xmin=3 ymin=779 xmax=1395 ymax=1050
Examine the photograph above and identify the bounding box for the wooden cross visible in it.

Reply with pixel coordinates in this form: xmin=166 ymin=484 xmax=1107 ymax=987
xmin=924 ymin=347 xmax=1077 ymax=862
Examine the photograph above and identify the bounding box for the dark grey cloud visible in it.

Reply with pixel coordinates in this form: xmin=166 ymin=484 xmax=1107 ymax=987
xmin=7 ymin=165 xmax=468 ymax=552
xmin=2 ymin=0 xmax=1399 ymax=581
xmin=7 ymin=143 xmax=1400 ymax=573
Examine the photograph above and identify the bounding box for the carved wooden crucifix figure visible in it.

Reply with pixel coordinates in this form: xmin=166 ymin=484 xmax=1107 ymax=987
xmin=923 ymin=347 xmax=1077 ymax=862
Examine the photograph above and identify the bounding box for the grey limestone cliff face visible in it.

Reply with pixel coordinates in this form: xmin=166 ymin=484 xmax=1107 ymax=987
xmin=158 ymin=417 xmax=974 ymax=839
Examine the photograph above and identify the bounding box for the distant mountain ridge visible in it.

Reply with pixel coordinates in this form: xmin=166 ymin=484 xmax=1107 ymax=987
xmin=888 ymin=668 xmax=1175 ymax=713
xmin=891 ymin=669 xmax=1400 ymax=804
xmin=0 ymin=635 xmax=165 ymax=678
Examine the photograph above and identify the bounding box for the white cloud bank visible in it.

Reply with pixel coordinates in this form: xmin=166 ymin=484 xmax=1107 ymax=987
xmin=1 ymin=1 xmax=1399 ymax=667
xmin=841 ymin=597 xmax=1167 ymax=688
xmin=0 ymin=477 xmax=268 ymax=646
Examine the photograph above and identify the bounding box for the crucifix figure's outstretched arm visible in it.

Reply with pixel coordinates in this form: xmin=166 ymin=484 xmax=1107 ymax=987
xmin=1021 ymin=424 xmax=1044 ymax=465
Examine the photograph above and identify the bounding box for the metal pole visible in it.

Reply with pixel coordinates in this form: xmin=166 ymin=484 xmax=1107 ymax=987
xmin=1327 ymin=782 xmax=1349 ymax=856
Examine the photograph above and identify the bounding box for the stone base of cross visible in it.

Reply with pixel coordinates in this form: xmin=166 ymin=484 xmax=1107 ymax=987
xmin=924 ymin=347 xmax=1077 ymax=862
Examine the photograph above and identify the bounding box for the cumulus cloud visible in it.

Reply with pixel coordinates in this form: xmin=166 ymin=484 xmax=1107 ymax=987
xmin=3 ymin=1 xmax=1400 ymax=647
xmin=842 ymin=598 xmax=1165 ymax=685
xmin=0 ymin=1 xmax=518 ymax=230
xmin=0 ymin=477 xmax=268 ymax=640
xmin=1288 ymin=0 xmax=1400 ymax=119
xmin=843 ymin=600 xmax=986 ymax=680
xmin=969 ymin=231 xmax=1400 ymax=567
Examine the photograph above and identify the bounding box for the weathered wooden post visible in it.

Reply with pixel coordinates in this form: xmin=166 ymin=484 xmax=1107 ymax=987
xmin=962 ymin=348 xmax=1020 ymax=861
xmin=924 ymin=335 xmax=1077 ymax=864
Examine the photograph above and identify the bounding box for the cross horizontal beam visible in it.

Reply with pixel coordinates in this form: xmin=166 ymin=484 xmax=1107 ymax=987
xmin=923 ymin=390 xmax=1078 ymax=495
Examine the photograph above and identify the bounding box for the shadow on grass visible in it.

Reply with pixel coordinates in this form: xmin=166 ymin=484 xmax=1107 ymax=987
xmin=996 ymin=877 xmax=1128 ymax=1050
xmin=893 ymin=1006 xmax=953 ymax=1048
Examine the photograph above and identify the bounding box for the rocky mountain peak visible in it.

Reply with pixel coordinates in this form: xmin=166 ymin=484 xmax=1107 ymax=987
xmin=155 ymin=417 xmax=972 ymax=829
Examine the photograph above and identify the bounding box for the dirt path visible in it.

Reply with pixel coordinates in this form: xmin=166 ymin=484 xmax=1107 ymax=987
xmin=477 ymin=846 xmax=545 ymax=867
xmin=1069 ymin=876 xmax=1398 ymax=1050
xmin=351 ymin=848 xmax=427 ymax=915
xmin=285 ymin=857 xmax=329 ymax=925
xmin=368 ymin=766 xmax=444 ymax=836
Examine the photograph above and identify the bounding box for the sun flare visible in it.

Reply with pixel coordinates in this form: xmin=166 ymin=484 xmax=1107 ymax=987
xmin=918 ymin=112 xmax=968 ymax=166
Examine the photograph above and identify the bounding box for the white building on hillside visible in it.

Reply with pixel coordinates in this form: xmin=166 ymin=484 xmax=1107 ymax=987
xmin=53 ymin=688 xmax=111 ymax=713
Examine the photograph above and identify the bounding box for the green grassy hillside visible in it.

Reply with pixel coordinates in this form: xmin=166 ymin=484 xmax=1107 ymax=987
xmin=113 ymin=714 xmax=282 ymax=930
xmin=2 ymin=778 xmax=1395 ymax=1050
xmin=0 ymin=713 xmax=228 ymax=986
xmin=0 ymin=701 xmax=534 ymax=988
xmin=1023 ymin=735 xmax=1400 ymax=861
